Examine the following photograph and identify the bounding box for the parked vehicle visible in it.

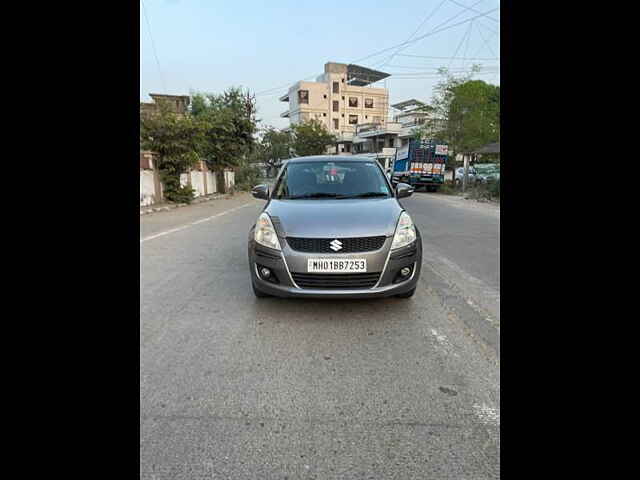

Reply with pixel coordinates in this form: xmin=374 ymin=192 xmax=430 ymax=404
xmin=474 ymin=163 xmax=500 ymax=183
xmin=454 ymin=166 xmax=477 ymax=185
xmin=248 ymin=156 xmax=422 ymax=299
xmin=391 ymin=140 xmax=448 ymax=192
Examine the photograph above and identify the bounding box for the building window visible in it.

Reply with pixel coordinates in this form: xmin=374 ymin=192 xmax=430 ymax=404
xmin=333 ymin=82 xmax=339 ymax=93
xmin=341 ymin=113 xmax=345 ymax=118
xmin=345 ymin=143 xmax=351 ymax=153
xmin=365 ymin=98 xmax=374 ymax=108
xmin=341 ymin=78 xmax=345 ymax=83
xmin=342 ymin=96 xmax=345 ymax=100
xmin=323 ymin=94 xmax=327 ymax=99
xmin=349 ymin=115 xmax=358 ymax=125
xmin=298 ymin=90 xmax=309 ymax=104
xmin=365 ymin=115 xmax=368 ymax=119
xmin=349 ymin=97 xmax=358 ymax=108
xmin=332 ymin=100 xmax=339 ymax=112
xmin=333 ymin=118 xmax=339 ymax=130
xmin=323 ymin=113 xmax=326 ymax=117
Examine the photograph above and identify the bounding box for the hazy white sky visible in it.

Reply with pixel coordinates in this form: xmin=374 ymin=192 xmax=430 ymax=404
xmin=140 ymin=0 xmax=500 ymax=129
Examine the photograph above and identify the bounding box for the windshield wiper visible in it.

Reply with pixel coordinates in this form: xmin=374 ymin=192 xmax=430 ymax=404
xmin=283 ymin=192 xmax=339 ymax=199
xmin=336 ymin=192 xmax=390 ymax=199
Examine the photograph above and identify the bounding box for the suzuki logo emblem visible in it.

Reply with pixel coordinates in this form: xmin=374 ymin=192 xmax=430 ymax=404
xmin=329 ymin=239 xmax=343 ymax=251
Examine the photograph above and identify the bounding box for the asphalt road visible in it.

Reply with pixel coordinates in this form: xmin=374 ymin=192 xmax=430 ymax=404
xmin=140 ymin=192 xmax=500 ymax=479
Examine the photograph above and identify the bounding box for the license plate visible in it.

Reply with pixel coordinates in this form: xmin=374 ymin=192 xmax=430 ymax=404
xmin=307 ymin=259 xmax=367 ymax=273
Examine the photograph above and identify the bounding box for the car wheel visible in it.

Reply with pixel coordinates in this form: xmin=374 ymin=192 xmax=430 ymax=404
xmin=252 ymin=280 xmax=271 ymax=298
xmin=396 ymin=287 xmax=416 ymax=298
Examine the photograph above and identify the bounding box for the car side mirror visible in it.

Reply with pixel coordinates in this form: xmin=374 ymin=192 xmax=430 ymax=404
xmin=251 ymin=184 xmax=269 ymax=200
xmin=396 ymin=182 xmax=414 ymax=199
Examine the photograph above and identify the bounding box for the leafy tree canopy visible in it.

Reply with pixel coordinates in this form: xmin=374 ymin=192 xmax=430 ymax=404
xmin=290 ymin=120 xmax=337 ymax=157
xmin=190 ymin=87 xmax=258 ymax=170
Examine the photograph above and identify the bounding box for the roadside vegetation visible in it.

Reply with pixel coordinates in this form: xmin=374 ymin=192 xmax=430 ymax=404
xmin=415 ymin=66 xmax=500 ymax=188
xmin=141 ymin=90 xmax=338 ymax=202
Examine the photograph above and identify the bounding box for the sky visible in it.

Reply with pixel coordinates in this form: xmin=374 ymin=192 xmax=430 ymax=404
xmin=140 ymin=0 xmax=500 ymax=129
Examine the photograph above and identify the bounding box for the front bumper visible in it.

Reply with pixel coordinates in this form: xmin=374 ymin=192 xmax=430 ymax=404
xmin=248 ymin=230 xmax=422 ymax=299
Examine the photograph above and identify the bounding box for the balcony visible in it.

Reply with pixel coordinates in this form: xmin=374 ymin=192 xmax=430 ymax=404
xmin=355 ymin=122 xmax=401 ymax=138
xmin=336 ymin=131 xmax=354 ymax=142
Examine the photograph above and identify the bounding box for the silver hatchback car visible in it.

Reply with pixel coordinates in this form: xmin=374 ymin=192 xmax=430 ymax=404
xmin=248 ymin=156 xmax=422 ymax=299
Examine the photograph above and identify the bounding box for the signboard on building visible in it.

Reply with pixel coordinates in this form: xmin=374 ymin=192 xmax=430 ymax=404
xmin=435 ymin=144 xmax=448 ymax=155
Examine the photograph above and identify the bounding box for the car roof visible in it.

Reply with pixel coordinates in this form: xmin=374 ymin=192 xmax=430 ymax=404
xmin=284 ymin=155 xmax=377 ymax=163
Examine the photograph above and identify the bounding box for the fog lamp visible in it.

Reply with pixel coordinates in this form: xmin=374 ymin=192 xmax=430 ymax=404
xmin=400 ymin=267 xmax=412 ymax=277
xmin=260 ymin=267 xmax=271 ymax=278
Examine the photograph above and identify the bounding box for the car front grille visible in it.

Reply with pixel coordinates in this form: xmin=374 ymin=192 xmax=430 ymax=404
xmin=286 ymin=236 xmax=386 ymax=253
xmin=291 ymin=272 xmax=381 ymax=289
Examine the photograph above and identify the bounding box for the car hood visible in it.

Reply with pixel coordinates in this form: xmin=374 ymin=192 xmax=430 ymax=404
xmin=266 ymin=198 xmax=403 ymax=238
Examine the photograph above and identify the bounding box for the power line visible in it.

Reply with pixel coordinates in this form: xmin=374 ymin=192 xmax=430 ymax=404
xmin=448 ymin=18 xmax=474 ymax=69
xmin=255 ymin=5 xmax=499 ymax=101
xmin=352 ymin=6 xmax=499 ymax=64
xmin=397 ymin=53 xmax=498 ymax=60
xmin=141 ymin=0 xmax=166 ymax=93
xmin=390 ymin=71 xmax=499 ymax=80
xmin=374 ymin=0 xmax=486 ymax=68
xmin=462 ymin=19 xmax=474 ymax=70
xmin=389 ymin=68 xmax=499 ymax=77
xmin=376 ymin=0 xmax=448 ymax=69
xmin=386 ymin=64 xmax=498 ymax=70
xmin=255 ymin=74 xmax=319 ymax=96
xmin=449 ymin=0 xmax=499 ymax=22
xmin=475 ymin=23 xmax=498 ymax=58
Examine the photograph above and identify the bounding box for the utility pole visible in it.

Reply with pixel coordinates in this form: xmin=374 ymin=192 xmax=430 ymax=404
xmin=462 ymin=153 xmax=469 ymax=193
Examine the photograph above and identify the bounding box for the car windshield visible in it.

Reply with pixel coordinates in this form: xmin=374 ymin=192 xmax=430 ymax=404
xmin=273 ymin=161 xmax=393 ymax=199
xmin=475 ymin=164 xmax=500 ymax=175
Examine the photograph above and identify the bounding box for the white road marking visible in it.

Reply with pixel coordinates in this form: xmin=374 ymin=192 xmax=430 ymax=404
xmin=473 ymin=403 xmax=500 ymax=426
xmin=421 ymin=244 xmax=500 ymax=324
xmin=140 ymin=202 xmax=256 ymax=244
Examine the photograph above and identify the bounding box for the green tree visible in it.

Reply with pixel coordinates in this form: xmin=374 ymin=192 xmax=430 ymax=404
xmin=415 ymin=66 xmax=500 ymax=181
xmin=190 ymin=87 xmax=258 ymax=170
xmin=290 ymin=120 xmax=337 ymax=157
xmin=190 ymin=87 xmax=258 ymax=192
xmin=140 ymin=103 xmax=201 ymax=202
xmin=252 ymin=126 xmax=294 ymax=176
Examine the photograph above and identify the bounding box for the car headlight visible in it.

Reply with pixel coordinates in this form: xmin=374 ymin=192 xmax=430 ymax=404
xmin=391 ymin=211 xmax=416 ymax=250
xmin=254 ymin=213 xmax=281 ymax=251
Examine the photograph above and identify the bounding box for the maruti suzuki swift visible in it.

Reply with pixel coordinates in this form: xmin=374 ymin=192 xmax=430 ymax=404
xmin=248 ymin=156 xmax=422 ymax=299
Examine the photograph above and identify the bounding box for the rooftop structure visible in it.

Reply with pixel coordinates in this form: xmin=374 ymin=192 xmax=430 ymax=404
xmin=280 ymin=62 xmax=391 ymax=153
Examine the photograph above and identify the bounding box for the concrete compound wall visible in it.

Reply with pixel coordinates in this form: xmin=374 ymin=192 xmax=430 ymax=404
xmin=141 ymin=150 xmax=225 ymax=205
xmin=224 ymin=170 xmax=235 ymax=191
xmin=190 ymin=171 xmax=205 ymax=197
xmin=140 ymin=170 xmax=157 ymax=206
xmin=180 ymin=170 xmax=219 ymax=197
xmin=206 ymin=172 xmax=216 ymax=194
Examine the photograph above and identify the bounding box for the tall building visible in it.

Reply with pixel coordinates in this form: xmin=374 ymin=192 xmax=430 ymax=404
xmin=279 ymin=62 xmax=390 ymax=154
xmin=140 ymin=93 xmax=191 ymax=118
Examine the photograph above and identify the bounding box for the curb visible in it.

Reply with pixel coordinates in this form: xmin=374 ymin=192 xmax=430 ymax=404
xmin=140 ymin=193 xmax=232 ymax=216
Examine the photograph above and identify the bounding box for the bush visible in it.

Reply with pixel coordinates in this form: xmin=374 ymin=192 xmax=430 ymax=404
xmin=160 ymin=171 xmax=195 ymax=204
xmin=165 ymin=184 xmax=195 ymax=204
xmin=439 ymin=182 xmax=457 ymax=195
xmin=489 ymin=178 xmax=500 ymax=199
xmin=465 ymin=179 xmax=499 ymax=202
